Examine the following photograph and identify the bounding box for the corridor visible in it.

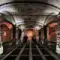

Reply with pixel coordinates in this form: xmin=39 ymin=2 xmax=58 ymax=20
xmin=0 ymin=0 xmax=60 ymax=60
xmin=0 ymin=40 xmax=60 ymax=60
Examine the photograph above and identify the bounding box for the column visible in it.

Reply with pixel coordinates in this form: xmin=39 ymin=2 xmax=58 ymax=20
xmin=43 ymin=25 xmax=47 ymax=44
xmin=13 ymin=25 xmax=16 ymax=43
xmin=0 ymin=26 xmax=3 ymax=54
xmin=56 ymin=21 xmax=60 ymax=54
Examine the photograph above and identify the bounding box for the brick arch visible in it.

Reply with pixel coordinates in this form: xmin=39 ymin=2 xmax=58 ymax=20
xmin=0 ymin=22 xmax=13 ymax=43
xmin=47 ymin=22 xmax=58 ymax=42
xmin=0 ymin=22 xmax=13 ymax=29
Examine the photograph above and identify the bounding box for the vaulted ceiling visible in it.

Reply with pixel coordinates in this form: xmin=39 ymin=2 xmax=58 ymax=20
xmin=0 ymin=0 xmax=60 ymax=29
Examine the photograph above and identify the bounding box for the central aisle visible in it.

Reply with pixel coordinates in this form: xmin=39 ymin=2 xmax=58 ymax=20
xmin=0 ymin=40 xmax=60 ymax=60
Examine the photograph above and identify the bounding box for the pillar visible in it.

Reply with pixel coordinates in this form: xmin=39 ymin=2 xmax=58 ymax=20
xmin=0 ymin=26 xmax=3 ymax=54
xmin=56 ymin=20 xmax=60 ymax=54
xmin=43 ymin=25 xmax=47 ymax=44
xmin=13 ymin=25 xmax=16 ymax=42
xmin=18 ymin=29 xmax=22 ymax=40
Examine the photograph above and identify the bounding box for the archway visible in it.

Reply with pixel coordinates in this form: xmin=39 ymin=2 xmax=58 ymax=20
xmin=0 ymin=21 xmax=13 ymax=43
xmin=24 ymin=28 xmax=38 ymax=41
xmin=47 ymin=22 xmax=57 ymax=42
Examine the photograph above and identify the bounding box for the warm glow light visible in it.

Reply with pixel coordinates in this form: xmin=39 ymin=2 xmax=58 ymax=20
xmin=26 ymin=31 xmax=34 ymax=40
xmin=26 ymin=31 xmax=33 ymax=37
xmin=25 ymin=29 xmax=36 ymax=40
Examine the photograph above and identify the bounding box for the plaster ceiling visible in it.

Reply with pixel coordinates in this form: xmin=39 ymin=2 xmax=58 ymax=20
xmin=0 ymin=0 xmax=60 ymax=29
